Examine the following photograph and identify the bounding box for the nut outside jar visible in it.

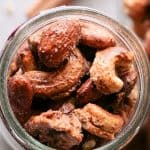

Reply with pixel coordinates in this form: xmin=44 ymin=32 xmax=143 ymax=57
xmin=0 ymin=6 xmax=150 ymax=150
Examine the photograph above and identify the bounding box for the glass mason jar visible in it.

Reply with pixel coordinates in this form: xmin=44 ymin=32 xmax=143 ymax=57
xmin=0 ymin=6 xmax=150 ymax=150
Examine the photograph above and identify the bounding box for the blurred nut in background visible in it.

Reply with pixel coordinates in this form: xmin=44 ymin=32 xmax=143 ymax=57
xmin=124 ymin=0 xmax=150 ymax=39
xmin=26 ymin=0 xmax=71 ymax=18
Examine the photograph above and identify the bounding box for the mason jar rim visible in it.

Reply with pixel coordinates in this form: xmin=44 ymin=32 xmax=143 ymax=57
xmin=0 ymin=6 xmax=150 ymax=150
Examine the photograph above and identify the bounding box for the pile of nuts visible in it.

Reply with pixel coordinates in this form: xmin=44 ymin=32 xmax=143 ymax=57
xmin=7 ymin=18 xmax=138 ymax=150
xmin=124 ymin=0 xmax=150 ymax=58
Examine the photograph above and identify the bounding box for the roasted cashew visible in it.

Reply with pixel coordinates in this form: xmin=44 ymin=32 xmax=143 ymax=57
xmin=80 ymin=21 xmax=116 ymax=49
xmin=90 ymin=47 xmax=134 ymax=94
xmin=8 ymin=75 xmax=33 ymax=124
xmin=18 ymin=46 xmax=37 ymax=72
xmin=23 ymin=48 xmax=88 ymax=98
xmin=74 ymin=103 xmax=124 ymax=140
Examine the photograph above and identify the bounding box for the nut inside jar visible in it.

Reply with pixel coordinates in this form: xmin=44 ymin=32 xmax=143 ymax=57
xmin=7 ymin=18 xmax=138 ymax=150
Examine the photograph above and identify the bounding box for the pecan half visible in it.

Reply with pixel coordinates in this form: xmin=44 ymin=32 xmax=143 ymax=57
xmin=23 ymin=48 xmax=88 ymax=98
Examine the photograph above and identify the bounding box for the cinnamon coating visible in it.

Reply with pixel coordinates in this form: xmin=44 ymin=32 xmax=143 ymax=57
xmin=124 ymin=0 xmax=149 ymax=21
xmin=74 ymin=103 xmax=124 ymax=140
xmin=38 ymin=19 xmax=81 ymax=68
xmin=23 ymin=48 xmax=88 ymax=98
xmin=7 ymin=19 xmax=138 ymax=149
xmin=80 ymin=21 xmax=116 ymax=49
